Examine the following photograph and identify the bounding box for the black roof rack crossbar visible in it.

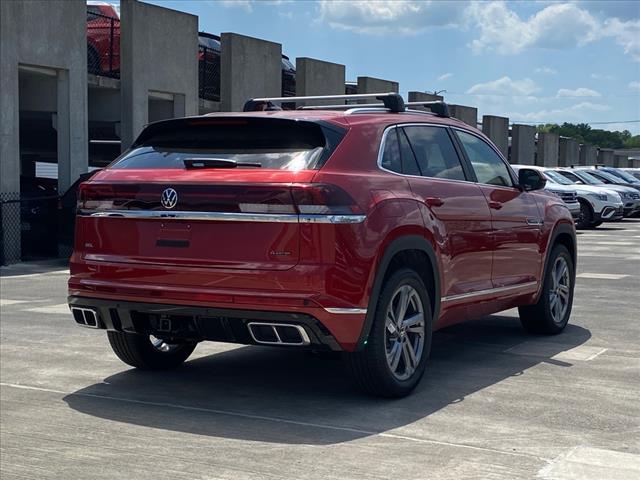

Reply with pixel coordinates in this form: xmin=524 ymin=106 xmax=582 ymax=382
xmin=243 ymin=93 xmax=405 ymax=113
xmin=405 ymin=101 xmax=450 ymax=117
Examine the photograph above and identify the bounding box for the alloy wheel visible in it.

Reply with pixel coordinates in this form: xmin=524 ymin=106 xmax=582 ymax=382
xmin=548 ymin=256 xmax=571 ymax=324
xmin=384 ymin=284 xmax=425 ymax=381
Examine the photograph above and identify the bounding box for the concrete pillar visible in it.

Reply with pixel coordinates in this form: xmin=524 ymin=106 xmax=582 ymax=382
xmin=537 ymin=132 xmax=559 ymax=167
xmin=357 ymin=76 xmax=399 ymax=95
xmin=220 ymin=33 xmax=281 ymax=112
xmin=558 ymin=138 xmax=579 ymax=167
xmin=598 ymin=148 xmax=614 ymax=166
xmin=578 ymin=144 xmax=597 ymax=166
xmin=408 ymin=91 xmax=443 ymax=102
xmin=295 ymin=58 xmax=345 ymax=106
xmin=1 ymin=0 xmax=88 ymax=263
xmin=614 ymin=155 xmax=628 ymax=168
xmin=510 ymin=124 xmax=536 ymax=165
xmin=449 ymin=105 xmax=477 ymax=128
xmin=482 ymin=115 xmax=509 ymax=157
xmin=121 ymin=0 xmax=198 ymax=149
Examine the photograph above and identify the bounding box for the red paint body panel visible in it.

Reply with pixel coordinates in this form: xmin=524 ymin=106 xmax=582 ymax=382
xmin=69 ymin=110 xmax=575 ymax=351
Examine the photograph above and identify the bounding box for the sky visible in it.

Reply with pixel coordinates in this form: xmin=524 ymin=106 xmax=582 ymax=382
xmin=142 ymin=0 xmax=640 ymax=133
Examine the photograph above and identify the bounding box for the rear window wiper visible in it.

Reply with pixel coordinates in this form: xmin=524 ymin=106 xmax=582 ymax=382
xmin=183 ymin=158 xmax=262 ymax=169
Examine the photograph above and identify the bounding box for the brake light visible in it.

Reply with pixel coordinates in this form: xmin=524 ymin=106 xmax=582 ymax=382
xmin=78 ymin=183 xmax=116 ymax=211
xmin=291 ymin=184 xmax=362 ymax=215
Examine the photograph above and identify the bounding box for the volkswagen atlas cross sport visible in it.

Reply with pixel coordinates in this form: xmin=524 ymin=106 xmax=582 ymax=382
xmin=68 ymin=93 xmax=577 ymax=397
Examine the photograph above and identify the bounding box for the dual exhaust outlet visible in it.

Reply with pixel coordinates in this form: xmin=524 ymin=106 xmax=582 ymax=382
xmin=71 ymin=307 xmax=100 ymax=328
xmin=247 ymin=322 xmax=310 ymax=346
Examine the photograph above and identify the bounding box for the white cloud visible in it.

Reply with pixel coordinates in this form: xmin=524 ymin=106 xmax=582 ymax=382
xmin=317 ymin=0 xmax=468 ymax=35
xmin=590 ymin=73 xmax=614 ymax=80
xmin=556 ymin=87 xmax=602 ymax=98
xmin=602 ymin=17 xmax=640 ymax=62
xmin=535 ymin=66 xmax=557 ymax=75
xmin=218 ymin=0 xmax=253 ymax=13
xmin=629 ymin=81 xmax=640 ymax=91
xmin=437 ymin=73 xmax=453 ymax=81
xmin=506 ymin=102 xmax=612 ymax=123
xmin=467 ymin=76 xmax=539 ymax=96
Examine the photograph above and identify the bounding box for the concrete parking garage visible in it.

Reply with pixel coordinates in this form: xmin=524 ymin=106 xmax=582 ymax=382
xmin=1 ymin=220 xmax=639 ymax=479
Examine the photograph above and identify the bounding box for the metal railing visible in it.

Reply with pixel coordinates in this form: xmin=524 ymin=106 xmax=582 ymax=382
xmin=198 ymin=45 xmax=220 ymax=101
xmin=87 ymin=10 xmax=120 ymax=78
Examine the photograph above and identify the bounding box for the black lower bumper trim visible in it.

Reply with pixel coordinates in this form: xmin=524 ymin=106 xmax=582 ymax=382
xmin=68 ymin=296 xmax=342 ymax=351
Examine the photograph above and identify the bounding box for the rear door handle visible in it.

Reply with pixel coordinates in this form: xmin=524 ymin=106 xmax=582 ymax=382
xmin=425 ymin=197 xmax=444 ymax=207
xmin=488 ymin=201 xmax=503 ymax=210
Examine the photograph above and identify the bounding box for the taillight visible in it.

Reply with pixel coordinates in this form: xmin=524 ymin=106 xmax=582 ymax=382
xmin=291 ymin=184 xmax=362 ymax=215
xmin=77 ymin=183 xmax=117 ymax=211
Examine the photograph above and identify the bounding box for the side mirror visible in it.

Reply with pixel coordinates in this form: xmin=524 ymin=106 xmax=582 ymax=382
xmin=518 ymin=169 xmax=547 ymax=191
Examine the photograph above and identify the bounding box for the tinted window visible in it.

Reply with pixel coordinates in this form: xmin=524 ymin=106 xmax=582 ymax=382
xmin=456 ymin=130 xmax=512 ymax=186
xmin=398 ymin=129 xmax=421 ymax=176
xmin=403 ymin=126 xmax=466 ymax=181
xmin=112 ymin=118 xmax=339 ymax=171
xmin=381 ymin=129 xmax=402 ymax=173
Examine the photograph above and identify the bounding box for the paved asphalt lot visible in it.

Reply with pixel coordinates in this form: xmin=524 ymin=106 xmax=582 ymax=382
xmin=1 ymin=221 xmax=639 ymax=479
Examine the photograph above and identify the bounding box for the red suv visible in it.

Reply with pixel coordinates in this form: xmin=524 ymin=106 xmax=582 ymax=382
xmin=68 ymin=93 xmax=576 ymax=397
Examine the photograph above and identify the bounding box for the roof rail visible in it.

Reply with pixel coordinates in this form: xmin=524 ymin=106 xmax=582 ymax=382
xmin=243 ymin=92 xmax=405 ymax=113
xmin=405 ymin=101 xmax=450 ymax=118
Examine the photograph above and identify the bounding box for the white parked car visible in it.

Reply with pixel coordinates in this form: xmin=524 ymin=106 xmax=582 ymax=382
xmin=511 ymin=165 xmax=623 ymax=228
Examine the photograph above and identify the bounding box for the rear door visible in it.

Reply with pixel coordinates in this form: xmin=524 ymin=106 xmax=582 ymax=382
xmin=453 ymin=128 xmax=543 ymax=288
xmin=76 ymin=117 xmax=345 ymax=271
xmin=386 ymin=124 xmax=494 ymax=298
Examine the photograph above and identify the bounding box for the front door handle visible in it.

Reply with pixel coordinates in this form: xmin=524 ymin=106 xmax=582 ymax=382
xmin=488 ymin=201 xmax=503 ymax=210
xmin=425 ymin=197 xmax=444 ymax=207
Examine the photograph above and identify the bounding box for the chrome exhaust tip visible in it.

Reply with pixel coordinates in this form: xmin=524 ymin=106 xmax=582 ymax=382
xmin=247 ymin=322 xmax=310 ymax=346
xmin=70 ymin=306 xmax=101 ymax=328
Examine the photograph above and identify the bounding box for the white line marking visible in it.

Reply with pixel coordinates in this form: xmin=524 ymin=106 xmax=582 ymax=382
xmin=505 ymin=342 xmax=608 ymax=361
xmin=0 ymin=299 xmax=28 ymax=306
xmin=538 ymin=446 xmax=640 ymax=480
xmin=25 ymin=304 xmax=71 ymax=315
xmin=0 ymin=270 xmax=69 ymax=279
xmin=0 ymin=382 xmax=548 ymax=462
xmin=581 ymin=242 xmax=636 ymax=246
xmin=576 ymin=273 xmax=629 ymax=280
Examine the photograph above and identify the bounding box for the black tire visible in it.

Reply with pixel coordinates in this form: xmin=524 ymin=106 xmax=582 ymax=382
xmin=107 ymin=331 xmax=196 ymax=370
xmin=589 ymin=221 xmax=603 ymax=229
xmin=344 ymin=268 xmax=433 ymax=398
xmin=518 ymin=244 xmax=574 ymax=335
xmin=575 ymin=199 xmax=593 ymax=230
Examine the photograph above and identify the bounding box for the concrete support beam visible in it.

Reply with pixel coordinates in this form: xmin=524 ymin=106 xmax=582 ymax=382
xmin=598 ymin=148 xmax=614 ymax=166
xmin=558 ymin=138 xmax=579 ymax=167
xmin=1 ymin=0 xmax=88 ymax=263
xmin=295 ymin=58 xmax=345 ymax=106
xmin=482 ymin=115 xmax=509 ymax=157
xmin=220 ymin=33 xmax=281 ymax=112
xmin=408 ymin=91 xmax=443 ymax=102
xmin=537 ymin=132 xmax=559 ymax=167
xmin=121 ymin=0 xmax=198 ymax=150
xmin=510 ymin=124 xmax=536 ymax=165
xmin=449 ymin=105 xmax=477 ymax=128
xmin=579 ymin=145 xmax=597 ymax=166
xmin=357 ymin=76 xmax=399 ymax=95
xmin=614 ymin=155 xmax=628 ymax=168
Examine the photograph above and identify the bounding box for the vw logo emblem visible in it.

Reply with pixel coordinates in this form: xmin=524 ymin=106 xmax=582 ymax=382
xmin=161 ymin=188 xmax=178 ymax=209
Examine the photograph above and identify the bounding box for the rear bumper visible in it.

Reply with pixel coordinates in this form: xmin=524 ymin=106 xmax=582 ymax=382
xmin=68 ymin=296 xmax=346 ymax=351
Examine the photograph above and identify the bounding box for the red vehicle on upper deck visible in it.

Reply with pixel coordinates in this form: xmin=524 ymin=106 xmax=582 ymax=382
xmin=68 ymin=93 xmax=576 ymax=397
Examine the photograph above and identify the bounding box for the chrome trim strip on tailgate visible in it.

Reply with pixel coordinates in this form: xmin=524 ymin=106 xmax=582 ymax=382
xmin=80 ymin=210 xmax=366 ymax=224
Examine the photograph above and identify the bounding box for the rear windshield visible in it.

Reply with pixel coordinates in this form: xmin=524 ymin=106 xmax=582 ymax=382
xmin=111 ymin=118 xmax=344 ymax=171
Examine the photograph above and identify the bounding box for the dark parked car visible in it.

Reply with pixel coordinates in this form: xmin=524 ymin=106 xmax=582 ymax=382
xmin=19 ymin=176 xmax=59 ymax=258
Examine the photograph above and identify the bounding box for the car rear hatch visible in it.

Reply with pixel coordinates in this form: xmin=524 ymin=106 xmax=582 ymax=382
xmin=76 ymin=116 xmax=350 ymax=270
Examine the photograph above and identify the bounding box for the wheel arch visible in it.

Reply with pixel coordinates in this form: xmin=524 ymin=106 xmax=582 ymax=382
xmin=355 ymin=235 xmax=441 ymax=351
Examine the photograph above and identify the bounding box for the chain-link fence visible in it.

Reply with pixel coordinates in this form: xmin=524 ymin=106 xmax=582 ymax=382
xmin=0 ymin=193 xmax=73 ymax=265
xmin=198 ymin=45 xmax=220 ymax=101
xmin=87 ymin=9 xmax=120 ymax=78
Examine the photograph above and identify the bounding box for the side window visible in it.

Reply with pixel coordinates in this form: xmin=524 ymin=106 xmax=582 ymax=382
xmin=403 ymin=126 xmax=466 ymax=181
xmin=398 ymin=129 xmax=421 ymax=176
xmin=456 ymin=130 xmax=513 ymax=187
xmin=380 ymin=129 xmax=402 ymax=174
